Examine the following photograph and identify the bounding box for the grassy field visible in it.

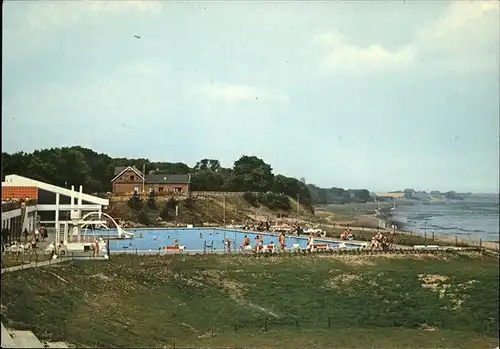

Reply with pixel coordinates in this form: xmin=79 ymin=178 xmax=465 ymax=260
xmin=1 ymin=253 xmax=498 ymax=348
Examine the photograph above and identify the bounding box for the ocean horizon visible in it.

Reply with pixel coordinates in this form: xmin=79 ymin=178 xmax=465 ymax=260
xmin=390 ymin=194 xmax=499 ymax=242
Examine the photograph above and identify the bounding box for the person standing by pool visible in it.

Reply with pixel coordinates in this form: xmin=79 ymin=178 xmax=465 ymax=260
xmin=225 ymin=237 xmax=231 ymax=253
xmin=307 ymin=233 xmax=314 ymax=252
xmin=22 ymin=228 xmax=29 ymax=243
xmin=279 ymin=232 xmax=285 ymax=252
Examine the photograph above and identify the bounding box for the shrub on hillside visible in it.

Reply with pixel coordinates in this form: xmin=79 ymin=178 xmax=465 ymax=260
xmin=137 ymin=209 xmax=152 ymax=226
xmin=147 ymin=191 xmax=157 ymax=209
xmin=160 ymin=198 xmax=180 ymax=221
xmin=183 ymin=197 xmax=194 ymax=209
xmin=160 ymin=204 xmax=170 ymax=221
xmin=258 ymin=192 xmax=291 ymax=210
xmin=128 ymin=193 xmax=142 ymax=210
xmin=166 ymin=198 xmax=179 ymax=210
xmin=242 ymin=191 xmax=259 ymax=207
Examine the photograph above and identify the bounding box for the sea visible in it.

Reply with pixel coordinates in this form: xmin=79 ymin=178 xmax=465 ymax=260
xmin=390 ymin=194 xmax=499 ymax=242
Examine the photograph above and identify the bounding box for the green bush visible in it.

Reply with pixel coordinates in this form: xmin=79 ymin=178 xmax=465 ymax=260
xmin=160 ymin=198 xmax=181 ymax=221
xmin=242 ymin=191 xmax=259 ymax=207
xmin=137 ymin=209 xmax=151 ymax=226
xmin=127 ymin=193 xmax=142 ymax=210
xmin=159 ymin=205 xmax=170 ymax=221
xmin=166 ymin=198 xmax=179 ymax=210
xmin=183 ymin=197 xmax=194 ymax=209
xmin=146 ymin=191 xmax=157 ymax=209
xmin=258 ymin=192 xmax=291 ymax=210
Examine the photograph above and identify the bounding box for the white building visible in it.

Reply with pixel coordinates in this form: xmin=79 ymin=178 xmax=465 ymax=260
xmin=2 ymin=175 xmax=109 ymax=243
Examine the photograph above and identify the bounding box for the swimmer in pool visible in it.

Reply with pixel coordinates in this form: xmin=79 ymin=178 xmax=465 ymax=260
xmin=200 ymin=232 xmax=203 ymax=239
xmin=139 ymin=233 xmax=144 ymax=238
xmin=153 ymin=236 xmax=157 ymax=241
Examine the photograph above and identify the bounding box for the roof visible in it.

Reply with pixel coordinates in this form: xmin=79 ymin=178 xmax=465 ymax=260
xmin=2 ymin=175 xmax=109 ymax=206
xmin=145 ymin=174 xmax=191 ymax=184
xmin=114 ymin=166 xmax=141 ymax=176
xmin=111 ymin=166 xmax=144 ymax=182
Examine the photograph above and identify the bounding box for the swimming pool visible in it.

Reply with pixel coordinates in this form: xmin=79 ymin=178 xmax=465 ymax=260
xmin=88 ymin=228 xmax=364 ymax=253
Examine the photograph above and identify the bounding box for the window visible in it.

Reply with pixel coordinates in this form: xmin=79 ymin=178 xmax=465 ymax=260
xmin=130 ymin=175 xmax=135 ymax=181
xmin=149 ymin=187 xmax=154 ymax=194
xmin=158 ymin=187 xmax=164 ymax=193
xmin=174 ymin=187 xmax=182 ymax=192
xmin=133 ymin=186 xmax=139 ymax=193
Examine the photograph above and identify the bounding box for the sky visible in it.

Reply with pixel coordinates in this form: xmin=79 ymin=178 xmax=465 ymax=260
xmin=2 ymin=1 xmax=499 ymax=193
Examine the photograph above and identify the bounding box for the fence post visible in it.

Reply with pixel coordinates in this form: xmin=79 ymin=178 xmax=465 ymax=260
xmin=479 ymin=239 xmax=482 ymax=253
xmin=264 ymin=321 xmax=268 ymax=332
xmin=328 ymin=317 xmax=331 ymax=328
xmin=172 ymin=339 xmax=176 ymax=349
xmin=455 ymin=236 xmax=458 ymax=246
xmin=296 ymin=319 xmax=299 ymax=328
xmin=432 ymin=231 xmax=434 ymax=241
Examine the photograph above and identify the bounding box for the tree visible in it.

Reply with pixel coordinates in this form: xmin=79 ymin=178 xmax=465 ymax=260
xmin=190 ymin=170 xmax=225 ymax=191
xmin=128 ymin=193 xmax=142 ymax=210
xmin=160 ymin=204 xmax=170 ymax=221
xmin=147 ymin=191 xmax=157 ymax=209
xmin=242 ymin=192 xmax=259 ymax=207
xmin=149 ymin=162 xmax=191 ymax=175
xmin=230 ymin=156 xmax=274 ymax=192
xmin=194 ymin=159 xmax=221 ymax=172
xmin=274 ymin=175 xmax=313 ymax=210
xmin=1 ymin=146 xmax=373 ymax=209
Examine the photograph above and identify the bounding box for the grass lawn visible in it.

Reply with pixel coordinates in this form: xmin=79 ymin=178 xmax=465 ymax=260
xmin=1 ymin=253 xmax=498 ymax=348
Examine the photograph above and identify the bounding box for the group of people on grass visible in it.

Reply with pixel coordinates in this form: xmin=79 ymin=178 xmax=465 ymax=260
xmin=339 ymin=228 xmax=355 ymax=241
xmin=369 ymin=231 xmax=396 ymax=251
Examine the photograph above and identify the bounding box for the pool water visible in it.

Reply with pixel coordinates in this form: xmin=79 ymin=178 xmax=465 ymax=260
xmin=89 ymin=228 xmax=363 ymax=252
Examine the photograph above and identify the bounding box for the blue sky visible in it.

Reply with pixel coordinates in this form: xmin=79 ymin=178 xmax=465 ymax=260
xmin=2 ymin=1 xmax=499 ymax=193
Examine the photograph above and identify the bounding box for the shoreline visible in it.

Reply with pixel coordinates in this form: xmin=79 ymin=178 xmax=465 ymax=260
xmin=313 ymin=205 xmax=500 ymax=251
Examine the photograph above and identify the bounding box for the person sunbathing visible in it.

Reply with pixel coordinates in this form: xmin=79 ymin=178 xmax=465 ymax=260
xmin=240 ymin=235 xmax=250 ymax=248
xmin=255 ymin=239 xmax=263 ymax=252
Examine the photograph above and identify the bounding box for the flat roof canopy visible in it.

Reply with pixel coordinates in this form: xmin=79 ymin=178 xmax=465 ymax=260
xmin=2 ymin=175 xmax=109 ymax=206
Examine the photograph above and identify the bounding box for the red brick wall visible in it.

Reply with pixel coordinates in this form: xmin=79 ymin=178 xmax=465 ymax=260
xmin=2 ymin=186 xmax=38 ymax=200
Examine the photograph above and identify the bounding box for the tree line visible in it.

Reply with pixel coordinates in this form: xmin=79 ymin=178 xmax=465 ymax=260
xmin=1 ymin=146 xmax=373 ymax=208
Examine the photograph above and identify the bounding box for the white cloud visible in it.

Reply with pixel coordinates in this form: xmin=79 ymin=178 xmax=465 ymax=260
xmin=196 ymin=83 xmax=289 ymax=104
xmin=316 ymin=0 xmax=499 ymax=74
xmin=314 ymin=32 xmax=416 ymax=73
xmin=416 ymin=0 xmax=499 ymax=74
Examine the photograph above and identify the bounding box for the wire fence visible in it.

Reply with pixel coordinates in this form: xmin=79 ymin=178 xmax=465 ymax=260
xmin=106 ymin=314 xmax=498 ymax=349
xmin=1 ymin=251 xmax=105 ymax=272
